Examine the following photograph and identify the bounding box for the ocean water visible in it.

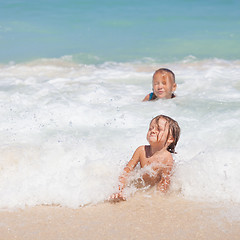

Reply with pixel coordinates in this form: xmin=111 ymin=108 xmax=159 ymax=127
xmin=1 ymin=0 xmax=240 ymax=63
xmin=0 ymin=0 xmax=240 ymax=210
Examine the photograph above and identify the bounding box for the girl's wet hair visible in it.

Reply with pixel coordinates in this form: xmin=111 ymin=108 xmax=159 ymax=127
xmin=151 ymin=115 xmax=180 ymax=153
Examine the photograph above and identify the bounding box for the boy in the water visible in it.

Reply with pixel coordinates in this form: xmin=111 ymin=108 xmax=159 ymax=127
xmin=143 ymin=68 xmax=177 ymax=101
xmin=110 ymin=115 xmax=180 ymax=201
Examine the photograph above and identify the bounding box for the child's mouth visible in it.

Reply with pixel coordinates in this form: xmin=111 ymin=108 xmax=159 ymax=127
xmin=150 ymin=133 xmax=157 ymax=137
xmin=157 ymin=90 xmax=164 ymax=95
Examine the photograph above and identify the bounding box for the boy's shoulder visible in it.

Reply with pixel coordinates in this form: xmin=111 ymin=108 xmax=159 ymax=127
xmin=143 ymin=93 xmax=154 ymax=101
xmin=143 ymin=94 xmax=150 ymax=101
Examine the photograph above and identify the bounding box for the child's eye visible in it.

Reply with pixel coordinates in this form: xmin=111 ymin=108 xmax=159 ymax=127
xmin=162 ymin=81 xmax=166 ymax=85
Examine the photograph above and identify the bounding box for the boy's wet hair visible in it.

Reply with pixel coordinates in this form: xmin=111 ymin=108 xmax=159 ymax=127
xmin=153 ymin=68 xmax=175 ymax=83
xmin=151 ymin=115 xmax=180 ymax=153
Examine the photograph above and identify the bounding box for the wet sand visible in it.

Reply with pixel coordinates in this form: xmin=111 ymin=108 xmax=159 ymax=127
xmin=0 ymin=193 xmax=240 ymax=240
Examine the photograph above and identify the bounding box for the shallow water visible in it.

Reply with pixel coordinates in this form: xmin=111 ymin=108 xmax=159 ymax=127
xmin=0 ymin=0 xmax=240 ymax=210
xmin=0 ymin=57 xmax=240 ymax=209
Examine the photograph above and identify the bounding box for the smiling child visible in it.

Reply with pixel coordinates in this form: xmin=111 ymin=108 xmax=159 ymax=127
xmin=143 ymin=68 xmax=177 ymax=101
xmin=110 ymin=115 xmax=180 ymax=201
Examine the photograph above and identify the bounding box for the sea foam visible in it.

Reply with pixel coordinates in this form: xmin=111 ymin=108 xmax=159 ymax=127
xmin=0 ymin=57 xmax=240 ymax=209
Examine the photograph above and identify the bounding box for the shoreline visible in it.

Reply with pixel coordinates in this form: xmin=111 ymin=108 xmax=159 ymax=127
xmin=1 ymin=193 xmax=240 ymax=240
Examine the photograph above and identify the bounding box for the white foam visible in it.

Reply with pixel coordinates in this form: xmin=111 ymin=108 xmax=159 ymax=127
xmin=172 ymin=149 xmax=240 ymax=202
xmin=0 ymin=57 xmax=240 ymax=209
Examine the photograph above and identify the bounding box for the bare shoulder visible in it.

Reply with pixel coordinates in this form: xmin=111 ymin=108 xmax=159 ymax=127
xmin=135 ymin=145 xmax=146 ymax=154
xmin=130 ymin=145 xmax=146 ymax=160
xmin=163 ymin=151 xmax=174 ymax=166
xmin=142 ymin=94 xmax=150 ymax=101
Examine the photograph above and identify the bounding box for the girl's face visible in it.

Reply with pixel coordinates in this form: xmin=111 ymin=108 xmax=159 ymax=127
xmin=152 ymin=72 xmax=176 ymax=99
xmin=146 ymin=118 xmax=170 ymax=147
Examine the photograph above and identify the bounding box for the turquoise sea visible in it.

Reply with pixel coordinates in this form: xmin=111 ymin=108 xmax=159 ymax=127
xmin=1 ymin=0 xmax=240 ymax=63
xmin=0 ymin=0 xmax=240 ymax=213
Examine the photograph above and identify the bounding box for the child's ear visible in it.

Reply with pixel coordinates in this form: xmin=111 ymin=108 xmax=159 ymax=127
xmin=172 ymin=83 xmax=177 ymax=92
xmin=167 ymin=136 xmax=174 ymax=144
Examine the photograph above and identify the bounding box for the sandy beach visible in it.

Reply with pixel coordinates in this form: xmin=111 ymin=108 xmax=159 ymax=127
xmin=1 ymin=193 xmax=239 ymax=240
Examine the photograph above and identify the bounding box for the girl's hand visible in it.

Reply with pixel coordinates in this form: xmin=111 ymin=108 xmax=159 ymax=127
xmin=109 ymin=192 xmax=126 ymax=202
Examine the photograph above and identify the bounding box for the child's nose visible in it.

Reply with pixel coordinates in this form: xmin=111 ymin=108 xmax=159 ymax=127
xmin=151 ymin=127 xmax=157 ymax=133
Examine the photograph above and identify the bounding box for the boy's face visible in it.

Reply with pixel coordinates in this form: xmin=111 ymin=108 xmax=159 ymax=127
xmin=147 ymin=118 xmax=170 ymax=147
xmin=152 ymin=72 xmax=176 ymax=99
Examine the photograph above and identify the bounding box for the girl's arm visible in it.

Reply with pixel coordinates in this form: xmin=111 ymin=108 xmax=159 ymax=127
xmin=109 ymin=146 xmax=143 ymax=201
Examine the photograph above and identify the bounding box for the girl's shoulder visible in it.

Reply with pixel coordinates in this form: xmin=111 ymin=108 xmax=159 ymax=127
xmin=136 ymin=145 xmax=147 ymax=152
xmin=135 ymin=145 xmax=150 ymax=155
xmin=163 ymin=150 xmax=174 ymax=165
